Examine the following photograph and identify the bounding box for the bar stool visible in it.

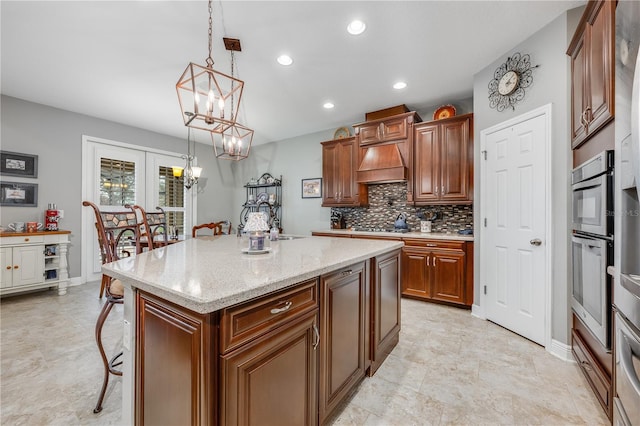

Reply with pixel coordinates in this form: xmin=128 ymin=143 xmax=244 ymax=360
xmin=192 ymin=220 xmax=231 ymax=237
xmin=128 ymin=204 xmax=168 ymax=249
xmin=83 ymin=201 xmax=141 ymax=413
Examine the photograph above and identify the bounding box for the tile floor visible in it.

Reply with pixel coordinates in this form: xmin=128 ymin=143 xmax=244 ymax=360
xmin=1 ymin=282 xmax=609 ymax=425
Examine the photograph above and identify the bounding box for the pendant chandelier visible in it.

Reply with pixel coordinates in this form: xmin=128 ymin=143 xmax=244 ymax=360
xmin=172 ymin=120 xmax=202 ymax=190
xmin=176 ymin=0 xmax=244 ymax=133
xmin=176 ymin=1 xmax=253 ymax=161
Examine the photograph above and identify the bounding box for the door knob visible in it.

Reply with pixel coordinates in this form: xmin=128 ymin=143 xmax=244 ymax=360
xmin=530 ymin=239 xmax=542 ymax=246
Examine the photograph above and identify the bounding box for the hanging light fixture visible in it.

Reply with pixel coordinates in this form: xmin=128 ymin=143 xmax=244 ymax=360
xmin=211 ymin=38 xmax=253 ymax=161
xmin=172 ymin=115 xmax=202 ymax=190
xmin=176 ymin=0 xmax=244 ymax=133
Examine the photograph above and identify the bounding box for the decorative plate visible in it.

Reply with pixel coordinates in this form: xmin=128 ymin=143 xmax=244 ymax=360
xmin=433 ymin=105 xmax=456 ymax=120
xmin=333 ymin=126 xmax=351 ymax=139
xmin=241 ymin=247 xmax=272 ymax=255
xmin=256 ymin=192 xmax=269 ymax=203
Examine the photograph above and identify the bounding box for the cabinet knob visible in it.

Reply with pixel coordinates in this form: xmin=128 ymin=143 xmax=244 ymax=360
xmin=13 ymin=265 xmax=19 ymax=269
xmin=24 ymin=238 xmax=29 ymax=242
xmin=5 ymin=266 xmax=11 ymax=270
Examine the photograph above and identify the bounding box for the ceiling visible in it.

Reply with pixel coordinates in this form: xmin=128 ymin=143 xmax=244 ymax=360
xmin=1 ymin=1 xmax=584 ymax=146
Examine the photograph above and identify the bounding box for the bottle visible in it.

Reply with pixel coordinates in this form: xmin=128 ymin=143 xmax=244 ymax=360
xmin=270 ymin=226 xmax=279 ymax=241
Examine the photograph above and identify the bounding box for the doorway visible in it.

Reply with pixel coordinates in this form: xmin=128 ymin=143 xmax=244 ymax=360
xmin=81 ymin=135 xmax=196 ymax=283
xmin=480 ymin=104 xmax=552 ymax=347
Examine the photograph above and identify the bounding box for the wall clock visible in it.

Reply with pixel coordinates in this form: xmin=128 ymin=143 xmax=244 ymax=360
xmin=488 ymin=52 xmax=539 ymax=112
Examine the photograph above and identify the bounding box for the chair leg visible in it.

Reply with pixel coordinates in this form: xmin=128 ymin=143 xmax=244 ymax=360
xmin=99 ymin=275 xmax=110 ymax=299
xmin=93 ymin=297 xmax=123 ymax=414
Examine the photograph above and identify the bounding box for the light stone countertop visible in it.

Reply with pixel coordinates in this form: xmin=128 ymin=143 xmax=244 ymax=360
xmin=312 ymin=229 xmax=474 ymax=241
xmin=102 ymin=235 xmax=403 ymax=314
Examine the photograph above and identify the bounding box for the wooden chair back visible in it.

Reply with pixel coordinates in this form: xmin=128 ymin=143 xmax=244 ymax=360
xmin=192 ymin=221 xmax=231 ymax=237
xmin=83 ymin=201 xmax=141 ymax=297
xmin=128 ymin=205 xmax=168 ymax=248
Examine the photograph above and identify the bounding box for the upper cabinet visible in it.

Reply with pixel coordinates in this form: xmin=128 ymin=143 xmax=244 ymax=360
xmin=413 ymin=114 xmax=473 ymax=205
xmin=567 ymin=0 xmax=614 ymax=149
xmin=321 ymin=137 xmax=368 ymax=207
xmin=356 ymin=114 xmax=411 ymax=146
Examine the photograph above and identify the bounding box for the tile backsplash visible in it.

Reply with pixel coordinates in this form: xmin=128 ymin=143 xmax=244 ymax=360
xmin=331 ymin=182 xmax=473 ymax=233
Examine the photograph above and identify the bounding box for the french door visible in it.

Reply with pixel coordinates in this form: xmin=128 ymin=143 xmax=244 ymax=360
xmin=82 ymin=136 xmax=195 ymax=282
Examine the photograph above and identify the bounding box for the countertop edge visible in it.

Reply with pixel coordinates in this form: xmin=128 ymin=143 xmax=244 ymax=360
xmin=103 ymin=241 xmax=404 ymax=314
xmin=311 ymin=229 xmax=474 ymax=241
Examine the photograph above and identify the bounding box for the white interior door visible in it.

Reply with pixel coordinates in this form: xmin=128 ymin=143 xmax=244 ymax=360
xmin=481 ymin=106 xmax=550 ymax=346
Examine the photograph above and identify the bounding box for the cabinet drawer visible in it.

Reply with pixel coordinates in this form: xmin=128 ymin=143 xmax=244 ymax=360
xmin=0 ymin=235 xmax=45 ymax=245
xmin=572 ymin=329 xmax=611 ymax=414
xmin=402 ymin=239 xmax=464 ymax=251
xmin=220 ymin=279 xmax=318 ymax=353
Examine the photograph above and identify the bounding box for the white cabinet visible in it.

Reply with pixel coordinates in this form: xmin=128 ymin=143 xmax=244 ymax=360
xmin=0 ymin=231 xmax=70 ymax=296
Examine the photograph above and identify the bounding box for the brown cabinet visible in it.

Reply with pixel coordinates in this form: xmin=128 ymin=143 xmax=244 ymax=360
xmin=401 ymin=239 xmax=473 ymax=307
xmin=319 ymin=261 xmax=369 ymax=423
xmin=321 ymin=136 xmax=368 ymax=207
xmin=219 ymin=279 xmax=319 ymax=426
xmin=136 ymin=291 xmax=217 ymax=426
xmin=567 ymin=0 xmax=614 ymax=149
xmin=413 ymin=114 xmax=473 ymax=205
xmin=220 ymin=311 xmax=319 ymax=426
xmin=370 ymin=249 xmax=401 ymax=375
xmin=357 ymin=114 xmax=411 ymax=146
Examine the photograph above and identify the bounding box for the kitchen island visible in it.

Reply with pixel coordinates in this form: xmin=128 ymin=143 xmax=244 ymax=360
xmin=103 ymin=235 xmax=403 ymax=425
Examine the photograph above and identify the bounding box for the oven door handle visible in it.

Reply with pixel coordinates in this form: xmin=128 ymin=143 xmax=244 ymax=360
xmin=571 ymin=178 xmax=604 ymax=192
xmin=620 ymin=332 xmax=640 ymax=397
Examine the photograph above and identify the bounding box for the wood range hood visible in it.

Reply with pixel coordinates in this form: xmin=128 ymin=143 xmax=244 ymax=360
xmin=354 ymin=109 xmax=418 ymax=184
xmin=356 ymin=143 xmax=408 ymax=183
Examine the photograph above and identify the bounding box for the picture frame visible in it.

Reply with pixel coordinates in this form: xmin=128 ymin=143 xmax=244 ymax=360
xmin=0 ymin=181 xmax=38 ymax=207
xmin=0 ymin=151 xmax=38 ymax=178
xmin=301 ymin=178 xmax=322 ymax=199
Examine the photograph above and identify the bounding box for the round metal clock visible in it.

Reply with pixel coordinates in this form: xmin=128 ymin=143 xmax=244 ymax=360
xmin=488 ymin=52 xmax=539 ymax=112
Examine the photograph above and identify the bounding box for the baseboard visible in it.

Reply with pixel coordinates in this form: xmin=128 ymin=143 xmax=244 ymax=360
xmin=68 ymin=277 xmax=83 ymax=287
xmin=548 ymin=338 xmax=574 ymax=362
xmin=471 ymin=303 xmax=485 ymax=319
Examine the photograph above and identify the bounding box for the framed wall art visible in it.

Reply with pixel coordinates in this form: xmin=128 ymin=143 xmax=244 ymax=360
xmin=301 ymin=178 xmax=322 ymax=199
xmin=0 ymin=151 xmax=38 ymax=178
xmin=0 ymin=181 xmax=38 ymax=207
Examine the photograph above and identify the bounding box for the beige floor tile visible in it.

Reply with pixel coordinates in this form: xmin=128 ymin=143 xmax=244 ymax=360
xmin=1 ymin=282 xmax=608 ymax=425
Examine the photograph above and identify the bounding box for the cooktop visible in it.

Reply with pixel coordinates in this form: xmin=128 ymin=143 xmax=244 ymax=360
xmin=353 ymin=227 xmax=410 ymax=233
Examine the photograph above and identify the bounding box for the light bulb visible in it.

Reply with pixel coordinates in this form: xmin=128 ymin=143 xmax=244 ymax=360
xmin=194 ymin=92 xmax=201 ymax=113
xmin=218 ymin=97 xmax=225 ymax=110
xmin=192 ymin=167 xmax=202 ymax=178
xmin=207 ymin=90 xmax=214 ymax=113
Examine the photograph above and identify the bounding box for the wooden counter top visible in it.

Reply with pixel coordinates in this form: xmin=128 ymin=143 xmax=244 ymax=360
xmin=0 ymin=230 xmax=71 ymax=237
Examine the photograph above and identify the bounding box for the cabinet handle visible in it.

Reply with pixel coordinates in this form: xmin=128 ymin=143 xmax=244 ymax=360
xmin=335 ymin=192 xmax=338 ymax=200
xmin=341 ymin=269 xmax=353 ymax=276
xmin=584 ymin=106 xmax=592 ymax=123
xmin=580 ymin=360 xmax=592 ymax=371
xmin=427 ymin=257 xmax=430 ymax=267
xmin=313 ymin=324 xmax=320 ymax=350
xmin=580 ymin=110 xmax=587 ymax=128
xmin=426 ymin=243 xmax=437 ymax=247
xmin=13 ymin=265 xmax=19 ymax=269
xmin=442 ymin=185 xmax=445 ymax=195
xmin=270 ymin=301 xmax=292 ymax=315
xmin=435 ymin=186 xmax=438 ymax=195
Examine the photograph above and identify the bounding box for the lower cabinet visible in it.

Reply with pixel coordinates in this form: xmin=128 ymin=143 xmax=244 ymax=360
xmin=401 ymin=239 xmax=473 ymax=307
xmin=136 ymin=291 xmax=217 ymax=426
xmin=319 ymin=261 xmax=368 ymax=423
xmin=135 ymin=254 xmax=402 ymax=425
xmin=370 ymin=249 xmax=401 ymax=375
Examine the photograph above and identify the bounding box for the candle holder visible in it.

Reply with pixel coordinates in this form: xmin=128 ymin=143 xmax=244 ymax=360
xmin=243 ymin=212 xmax=270 ymax=253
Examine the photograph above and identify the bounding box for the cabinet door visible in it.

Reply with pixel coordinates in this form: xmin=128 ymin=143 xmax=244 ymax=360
xmin=0 ymin=248 xmax=13 ymax=288
xmin=569 ymin=30 xmax=588 ymax=148
xmin=401 ymin=248 xmax=430 ymax=299
xmin=136 ymin=292 xmax=216 ymax=426
xmin=221 ymin=311 xmax=319 ymax=426
xmin=321 ymin=142 xmax=340 ymax=206
xmin=585 ymin=0 xmax=613 ymax=136
xmin=13 ymin=245 xmax=44 ymax=286
xmin=338 ymin=139 xmax=357 ymax=203
xmin=431 ymin=250 xmax=466 ymax=305
xmin=413 ymin=123 xmax=440 ymax=203
xmin=358 ymin=123 xmax=381 ymax=145
xmin=440 ymin=118 xmax=471 ymax=202
xmin=319 ymin=262 xmax=367 ymax=423
xmin=370 ymin=250 xmax=401 ymax=375
xmin=380 ymin=116 xmax=408 ymax=141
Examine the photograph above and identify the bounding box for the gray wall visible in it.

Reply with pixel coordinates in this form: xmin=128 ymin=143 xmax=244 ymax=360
xmin=472 ymin=8 xmax=583 ymax=346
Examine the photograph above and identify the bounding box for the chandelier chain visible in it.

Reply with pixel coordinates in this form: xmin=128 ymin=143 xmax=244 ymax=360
xmin=206 ymin=0 xmax=214 ymax=67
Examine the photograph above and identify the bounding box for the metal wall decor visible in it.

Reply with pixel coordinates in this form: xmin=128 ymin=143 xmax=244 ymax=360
xmin=488 ymin=52 xmax=539 ymax=112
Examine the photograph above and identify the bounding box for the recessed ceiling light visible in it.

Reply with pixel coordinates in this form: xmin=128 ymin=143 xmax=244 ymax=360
xmin=393 ymin=81 xmax=407 ymax=90
xmin=323 ymin=102 xmax=335 ymax=109
xmin=347 ymin=20 xmax=366 ymax=35
xmin=277 ymin=55 xmax=293 ymax=66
